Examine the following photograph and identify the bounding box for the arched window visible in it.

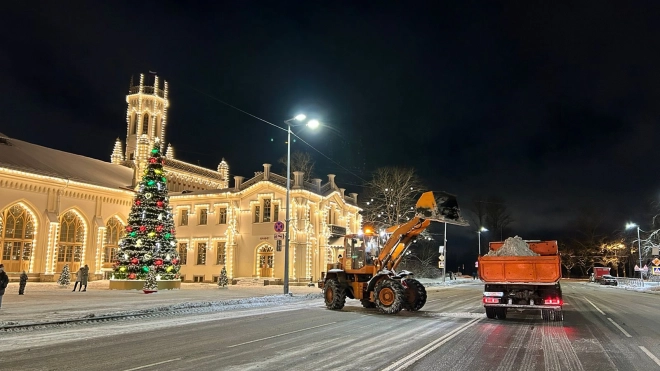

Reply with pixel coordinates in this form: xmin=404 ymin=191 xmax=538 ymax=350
xmin=142 ymin=114 xmax=150 ymax=135
xmin=103 ymin=217 xmax=123 ymax=265
xmin=131 ymin=113 xmax=137 ymax=134
xmin=58 ymin=211 xmax=85 ymax=273
xmin=0 ymin=204 xmax=35 ymax=272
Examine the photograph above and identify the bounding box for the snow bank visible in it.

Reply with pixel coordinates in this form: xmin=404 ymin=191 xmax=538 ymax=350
xmin=486 ymin=236 xmax=539 ymax=257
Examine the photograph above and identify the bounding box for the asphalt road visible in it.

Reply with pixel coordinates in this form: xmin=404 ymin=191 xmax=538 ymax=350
xmin=2 ymin=281 xmax=659 ymax=371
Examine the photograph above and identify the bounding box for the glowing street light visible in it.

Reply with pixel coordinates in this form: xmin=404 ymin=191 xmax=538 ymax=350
xmin=626 ymin=222 xmax=644 ymax=281
xmin=283 ymin=113 xmax=320 ymax=295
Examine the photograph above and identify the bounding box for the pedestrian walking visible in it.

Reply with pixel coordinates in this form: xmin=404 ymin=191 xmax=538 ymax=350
xmin=73 ymin=266 xmax=83 ymax=292
xmin=472 ymin=271 xmax=477 ymax=280
xmin=0 ymin=264 xmax=8 ymax=309
xmin=19 ymin=270 xmax=28 ymax=295
xmin=80 ymin=264 xmax=89 ymax=292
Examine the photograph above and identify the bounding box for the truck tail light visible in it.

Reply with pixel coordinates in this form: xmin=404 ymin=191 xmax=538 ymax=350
xmin=483 ymin=297 xmax=500 ymax=304
xmin=544 ymin=298 xmax=562 ymax=305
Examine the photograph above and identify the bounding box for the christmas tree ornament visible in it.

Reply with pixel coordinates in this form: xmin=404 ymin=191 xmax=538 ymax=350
xmin=120 ymin=266 xmax=127 ymax=272
xmin=165 ymin=254 xmax=171 ymax=261
xmin=170 ymin=241 xmax=176 ymax=246
xmin=126 ymin=226 xmax=133 ymax=232
xmin=145 ymin=193 xmax=153 ymax=199
xmin=128 ymin=273 xmax=136 ymax=280
xmin=148 ymin=180 xmax=156 ymax=186
xmin=158 ymin=213 xmax=163 ymax=220
xmin=136 ymin=239 xmax=143 ymax=247
xmin=154 ymin=259 xmax=163 ymax=266
xmin=164 ymin=233 xmax=171 ymax=240
xmin=142 ymin=265 xmax=150 ymax=273
xmin=157 ymin=200 xmax=164 ymax=208
xmin=156 ymin=225 xmax=164 ymax=232
xmin=148 ymin=231 xmax=156 ymax=238
xmin=131 ymin=257 xmax=139 ymax=264
xmin=139 ymin=225 xmax=147 ymax=232
xmin=144 ymin=254 xmax=152 ymax=260
xmin=130 ymin=231 xmax=137 ymax=237
xmin=135 ymin=200 xmax=141 ymax=206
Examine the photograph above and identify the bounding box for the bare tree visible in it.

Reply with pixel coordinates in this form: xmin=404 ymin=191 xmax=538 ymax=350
xmin=278 ymin=151 xmax=315 ymax=182
xmin=362 ymin=167 xmax=424 ymax=230
xmin=399 ymin=238 xmax=442 ymax=278
xmin=471 ymin=197 xmax=514 ymax=240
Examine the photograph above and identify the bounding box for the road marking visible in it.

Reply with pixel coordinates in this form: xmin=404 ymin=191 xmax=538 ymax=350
xmin=122 ymin=358 xmax=181 ymax=371
xmin=382 ymin=317 xmax=482 ymax=371
xmin=227 ymin=322 xmax=337 ymax=348
xmin=607 ymin=318 xmax=632 ymax=338
xmin=584 ymin=298 xmax=606 ymax=315
xmin=640 ymin=346 xmax=660 ymax=367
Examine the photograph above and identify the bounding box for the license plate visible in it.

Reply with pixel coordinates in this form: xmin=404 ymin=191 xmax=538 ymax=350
xmin=483 ymin=291 xmax=504 ymax=297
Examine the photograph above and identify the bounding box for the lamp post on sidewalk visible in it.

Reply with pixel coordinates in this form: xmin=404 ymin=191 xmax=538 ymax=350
xmin=626 ymin=222 xmax=644 ymax=281
xmin=477 ymin=226 xmax=488 ymax=256
xmin=283 ymin=114 xmax=319 ymax=295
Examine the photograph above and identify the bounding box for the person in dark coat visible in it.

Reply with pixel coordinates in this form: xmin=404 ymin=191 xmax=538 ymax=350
xmin=19 ymin=270 xmax=28 ymax=295
xmin=80 ymin=265 xmax=89 ymax=292
xmin=0 ymin=264 xmax=9 ymax=308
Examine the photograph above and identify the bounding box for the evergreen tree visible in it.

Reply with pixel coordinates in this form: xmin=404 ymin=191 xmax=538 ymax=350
xmin=143 ymin=267 xmax=158 ymax=292
xmin=58 ymin=264 xmax=71 ymax=286
xmin=218 ymin=266 xmax=228 ymax=288
xmin=113 ymin=138 xmax=180 ymax=280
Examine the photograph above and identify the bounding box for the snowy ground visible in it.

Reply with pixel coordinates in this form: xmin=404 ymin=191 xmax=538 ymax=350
xmin=0 ymin=278 xmax=474 ymax=329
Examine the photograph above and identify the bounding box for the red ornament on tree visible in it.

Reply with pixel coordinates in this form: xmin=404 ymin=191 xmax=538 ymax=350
xmin=135 ymin=200 xmax=141 ymax=206
xmin=128 ymin=273 xmax=136 ymax=280
xmin=161 ymin=158 xmax=166 ymax=165
xmin=154 ymin=259 xmax=163 ymax=266
xmin=172 ymin=259 xmax=179 ymax=265
xmin=156 ymin=225 xmax=164 ymax=232
xmin=131 ymin=257 xmax=139 ymax=264
xmin=157 ymin=200 xmax=164 ymax=208
xmin=139 ymin=225 xmax=147 ymax=232
xmin=149 ymin=158 xmax=157 ymax=164
xmin=126 ymin=226 xmax=133 ymax=232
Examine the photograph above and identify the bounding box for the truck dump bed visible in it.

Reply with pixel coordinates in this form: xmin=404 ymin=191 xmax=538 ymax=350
xmin=478 ymin=240 xmax=561 ymax=283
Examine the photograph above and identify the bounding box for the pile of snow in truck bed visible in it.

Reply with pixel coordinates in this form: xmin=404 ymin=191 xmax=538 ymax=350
xmin=486 ymin=236 xmax=540 ymax=256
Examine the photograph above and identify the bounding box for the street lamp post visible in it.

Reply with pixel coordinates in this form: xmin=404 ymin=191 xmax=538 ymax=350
xmin=626 ymin=222 xmax=643 ymax=281
xmin=477 ymin=227 xmax=488 ymax=256
xmin=283 ymin=114 xmax=319 ymax=295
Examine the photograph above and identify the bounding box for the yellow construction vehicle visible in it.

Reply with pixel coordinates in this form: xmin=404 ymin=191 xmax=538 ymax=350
xmin=320 ymin=191 xmax=468 ymax=314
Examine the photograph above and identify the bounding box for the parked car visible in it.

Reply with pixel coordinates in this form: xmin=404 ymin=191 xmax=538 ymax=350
xmin=600 ymin=275 xmax=618 ymax=286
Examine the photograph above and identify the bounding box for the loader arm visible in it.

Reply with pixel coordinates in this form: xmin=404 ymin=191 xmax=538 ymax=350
xmin=376 ymin=216 xmax=432 ymax=271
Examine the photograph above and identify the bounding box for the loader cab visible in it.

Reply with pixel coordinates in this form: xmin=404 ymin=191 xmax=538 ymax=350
xmin=344 ymin=228 xmax=381 ymax=270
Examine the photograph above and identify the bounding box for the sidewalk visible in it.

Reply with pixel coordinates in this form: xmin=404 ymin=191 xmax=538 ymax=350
xmin=0 ymin=280 xmax=321 ymax=328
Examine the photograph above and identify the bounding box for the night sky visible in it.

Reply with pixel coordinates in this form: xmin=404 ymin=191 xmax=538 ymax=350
xmin=3 ymin=1 xmax=660 ymax=269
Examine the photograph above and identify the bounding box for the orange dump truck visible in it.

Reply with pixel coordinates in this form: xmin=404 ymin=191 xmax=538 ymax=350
xmin=478 ymin=240 xmax=563 ymax=321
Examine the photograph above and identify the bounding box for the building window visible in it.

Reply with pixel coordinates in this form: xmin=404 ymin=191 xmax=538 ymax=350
xmin=0 ymin=204 xmax=35 ymax=273
xmin=103 ymin=218 xmax=123 ymax=263
xmin=196 ymin=243 xmax=207 ymax=265
xmin=263 ymin=199 xmax=271 ymax=222
xmin=57 ymin=211 xmax=84 ymax=271
xmin=180 ymin=210 xmax=189 ymax=226
xmin=254 ymin=206 xmax=260 ymax=223
xmin=218 ymin=208 xmax=227 ymax=224
xmin=216 ymin=242 xmax=226 ymax=265
xmin=327 ymin=209 xmax=335 ymax=225
xmin=142 ymin=114 xmax=149 ymax=134
xmin=199 ymin=209 xmax=208 ymax=225
xmin=274 ymin=204 xmax=279 ymax=222
xmin=131 ymin=113 xmax=137 ymax=134
xmin=212 ymin=275 xmax=219 ymax=283
xmin=178 ymin=243 xmax=188 ymax=265
xmin=193 ymin=275 xmax=204 ymax=283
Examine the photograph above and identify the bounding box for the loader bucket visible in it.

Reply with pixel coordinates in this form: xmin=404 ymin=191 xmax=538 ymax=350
xmin=415 ymin=191 xmax=469 ymax=227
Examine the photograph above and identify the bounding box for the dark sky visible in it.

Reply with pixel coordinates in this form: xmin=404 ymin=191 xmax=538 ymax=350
xmin=3 ymin=1 xmax=660 ymax=269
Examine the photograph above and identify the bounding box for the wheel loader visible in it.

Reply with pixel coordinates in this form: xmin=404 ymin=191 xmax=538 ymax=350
xmin=320 ymin=191 xmax=468 ymax=314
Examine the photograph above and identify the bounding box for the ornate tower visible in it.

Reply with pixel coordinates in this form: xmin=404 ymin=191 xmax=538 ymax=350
xmin=124 ymin=73 xmax=169 ymax=164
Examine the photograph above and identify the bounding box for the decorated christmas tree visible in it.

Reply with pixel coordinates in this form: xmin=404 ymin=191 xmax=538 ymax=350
xmin=113 ymin=138 xmax=180 ymax=281
xmin=58 ymin=264 xmax=71 ymax=286
xmin=143 ymin=267 xmax=158 ymax=293
xmin=218 ymin=266 xmax=228 ymax=288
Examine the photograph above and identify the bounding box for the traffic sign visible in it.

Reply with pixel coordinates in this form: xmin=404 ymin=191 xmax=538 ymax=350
xmin=653 ymin=258 xmax=660 ymax=266
xmin=274 ymin=233 xmax=284 ymax=241
xmin=653 ymin=266 xmax=660 ymax=275
xmin=274 ymin=221 xmax=284 ymax=232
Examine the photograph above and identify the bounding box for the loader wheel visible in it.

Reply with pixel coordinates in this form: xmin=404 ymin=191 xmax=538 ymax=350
xmin=360 ymin=299 xmax=377 ymax=308
xmin=324 ymin=279 xmax=346 ymax=310
xmin=375 ymin=279 xmax=405 ymax=314
xmin=403 ymin=278 xmax=427 ymax=311
xmin=485 ymin=307 xmax=496 ymax=319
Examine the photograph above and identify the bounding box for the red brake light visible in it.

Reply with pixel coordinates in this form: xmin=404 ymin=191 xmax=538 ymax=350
xmin=483 ymin=297 xmax=500 ymax=304
xmin=544 ymin=298 xmax=562 ymax=305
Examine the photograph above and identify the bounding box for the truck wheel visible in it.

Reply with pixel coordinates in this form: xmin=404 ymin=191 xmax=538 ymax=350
xmin=403 ymin=278 xmax=427 ymax=311
xmin=496 ymin=308 xmax=507 ymax=320
xmin=375 ymin=279 xmax=405 ymax=314
xmin=485 ymin=307 xmax=496 ymax=319
xmin=360 ymin=299 xmax=376 ymax=308
xmin=324 ymin=279 xmax=346 ymax=310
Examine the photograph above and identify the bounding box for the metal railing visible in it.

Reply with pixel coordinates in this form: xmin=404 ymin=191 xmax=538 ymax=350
xmin=615 ymin=277 xmax=645 ymax=287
